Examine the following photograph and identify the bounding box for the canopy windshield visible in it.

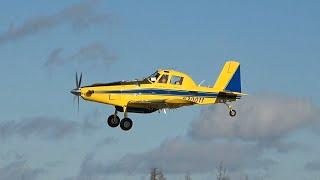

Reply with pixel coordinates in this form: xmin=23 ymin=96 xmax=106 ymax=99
xmin=145 ymin=71 xmax=161 ymax=83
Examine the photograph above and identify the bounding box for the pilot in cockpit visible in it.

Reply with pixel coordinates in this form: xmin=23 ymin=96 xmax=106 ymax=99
xmin=158 ymin=74 xmax=168 ymax=83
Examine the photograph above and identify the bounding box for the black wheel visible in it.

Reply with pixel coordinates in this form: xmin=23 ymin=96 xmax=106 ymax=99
xmin=229 ymin=109 xmax=236 ymax=117
xmin=107 ymin=115 xmax=120 ymax=127
xmin=120 ymin=118 xmax=133 ymax=131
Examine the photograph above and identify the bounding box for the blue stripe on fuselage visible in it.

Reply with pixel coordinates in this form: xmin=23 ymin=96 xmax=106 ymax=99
xmin=95 ymin=89 xmax=218 ymax=97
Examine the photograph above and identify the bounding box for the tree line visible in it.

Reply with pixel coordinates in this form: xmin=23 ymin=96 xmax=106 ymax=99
xmin=149 ymin=161 xmax=259 ymax=180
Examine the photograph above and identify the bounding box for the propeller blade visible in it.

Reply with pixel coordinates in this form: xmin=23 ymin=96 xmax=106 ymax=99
xmin=72 ymin=72 xmax=82 ymax=113
xmin=73 ymin=96 xmax=77 ymax=113
xmin=77 ymin=96 xmax=80 ymax=113
xmin=78 ymin=72 xmax=82 ymax=88
xmin=73 ymin=95 xmax=76 ymax=104
xmin=76 ymin=72 xmax=79 ymax=88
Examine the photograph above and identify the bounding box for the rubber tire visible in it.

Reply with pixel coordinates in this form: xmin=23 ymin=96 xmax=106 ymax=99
xmin=107 ymin=115 xmax=120 ymax=127
xmin=120 ymin=118 xmax=133 ymax=131
xmin=229 ymin=109 xmax=237 ymax=117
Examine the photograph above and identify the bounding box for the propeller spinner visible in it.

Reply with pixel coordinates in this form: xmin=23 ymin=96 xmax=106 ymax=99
xmin=70 ymin=72 xmax=82 ymax=111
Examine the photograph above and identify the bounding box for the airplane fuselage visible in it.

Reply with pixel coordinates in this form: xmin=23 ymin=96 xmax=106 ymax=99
xmin=79 ymin=82 xmax=220 ymax=113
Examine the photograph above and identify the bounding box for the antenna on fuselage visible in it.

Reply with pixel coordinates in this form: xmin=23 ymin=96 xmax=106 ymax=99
xmin=198 ymin=80 xmax=206 ymax=86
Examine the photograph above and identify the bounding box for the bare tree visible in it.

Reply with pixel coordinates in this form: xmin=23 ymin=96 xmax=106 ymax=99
xmin=185 ymin=172 xmax=192 ymax=180
xmin=158 ymin=169 xmax=166 ymax=180
xmin=150 ymin=168 xmax=157 ymax=180
xmin=149 ymin=168 xmax=166 ymax=180
xmin=216 ymin=161 xmax=230 ymax=180
xmin=245 ymin=174 xmax=249 ymax=180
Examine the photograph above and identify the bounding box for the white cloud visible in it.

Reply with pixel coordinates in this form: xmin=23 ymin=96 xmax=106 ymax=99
xmin=188 ymin=95 xmax=319 ymax=142
xmin=72 ymin=95 xmax=320 ymax=177
xmin=0 ymin=0 xmax=111 ymax=44
xmin=75 ymin=138 xmax=265 ymax=176
xmin=0 ymin=160 xmax=45 ymax=180
xmin=44 ymin=42 xmax=117 ymax=67
xmin=305 ymin=160 xmax=320 ymax=171
xmin=105 ymin=138 xmax=262 ymax=174
xmin=0 ymin=110 xmax=102 ymax=140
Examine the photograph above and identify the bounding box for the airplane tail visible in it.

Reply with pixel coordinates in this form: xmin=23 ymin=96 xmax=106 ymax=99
xmin=213 ymin=61 xmax=242 ymax=93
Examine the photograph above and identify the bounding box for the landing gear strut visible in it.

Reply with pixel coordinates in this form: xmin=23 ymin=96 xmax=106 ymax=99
xmin=120 ymin=106 xmax=133 ymax=131
xmin=224 ymin=102 xmax=237 ymax=117
xmin=107 ymin=107 xmax=133 ymax=131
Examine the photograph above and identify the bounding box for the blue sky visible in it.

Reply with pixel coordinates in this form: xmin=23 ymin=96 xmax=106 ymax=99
xmin=0 ymin=0 xmax=319 ymax=180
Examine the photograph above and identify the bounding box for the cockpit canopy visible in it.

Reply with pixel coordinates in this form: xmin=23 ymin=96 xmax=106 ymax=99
xmin=146 ymin=69 xmax=196 ymax=87
xmin=86 ymin=69 xmax=196 ymax=88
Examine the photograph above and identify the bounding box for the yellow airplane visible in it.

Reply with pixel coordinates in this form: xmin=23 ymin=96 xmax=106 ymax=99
xmin=70 ymin=61 xmax=246 ymax=131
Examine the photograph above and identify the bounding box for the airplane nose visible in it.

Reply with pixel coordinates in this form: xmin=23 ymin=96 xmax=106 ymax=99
xmin=70 ymin=89 xmax=81 ymax=96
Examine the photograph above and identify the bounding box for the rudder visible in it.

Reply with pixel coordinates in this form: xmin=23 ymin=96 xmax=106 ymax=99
xmin=213 ymin=61 xmax=241 ymax=93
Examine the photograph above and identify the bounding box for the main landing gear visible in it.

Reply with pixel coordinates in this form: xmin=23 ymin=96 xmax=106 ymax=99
xmin=107 ymin=108 xmax=133 ymax=131
xmin=224 ymin=102 xmax=237 ymax=117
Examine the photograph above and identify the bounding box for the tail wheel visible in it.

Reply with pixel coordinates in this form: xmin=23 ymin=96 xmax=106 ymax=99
xmin=229 ymin=109 xmax=237 ymax=117
xmin=107 ymin=115 xmax=120 ymax=127
xmin=120 ymin=118 xmax=133 ymax=131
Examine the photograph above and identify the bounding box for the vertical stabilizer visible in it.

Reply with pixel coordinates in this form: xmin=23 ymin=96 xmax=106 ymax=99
xmin=213 ymin=61 xmax=241 ymax=93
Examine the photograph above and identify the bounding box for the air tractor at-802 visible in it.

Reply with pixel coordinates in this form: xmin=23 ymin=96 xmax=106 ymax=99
xmin=70 ymin=61 xmax=246 ymax=131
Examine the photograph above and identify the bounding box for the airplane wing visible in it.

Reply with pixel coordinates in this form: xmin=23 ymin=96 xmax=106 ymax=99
xmin=128 ymin=99 xmax=195 ymax=109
